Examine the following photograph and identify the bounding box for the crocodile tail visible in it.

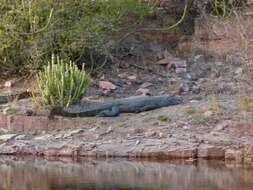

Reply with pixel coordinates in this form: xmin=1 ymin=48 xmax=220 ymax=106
xmin=48 ymin=106 xmax=63 ymax=119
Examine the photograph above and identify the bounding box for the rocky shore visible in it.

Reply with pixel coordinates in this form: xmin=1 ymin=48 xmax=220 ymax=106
xmin=0 ymin=103 xmax=252 ymax=165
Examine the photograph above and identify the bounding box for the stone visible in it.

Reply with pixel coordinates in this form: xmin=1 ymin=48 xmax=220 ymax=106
xmin=3 ymin=107 xmax=17 ymax=115
xmin=127 ymin=75 xmax=137 ymax=80
xmin=156 ymin=57 xmax=171 ymax=65
xmin=0 ymin=128 xmax=8 ymax=134
xmin=156 ymin=54 xmax=187 ymax=69
xmin=140 ymin=82 xmax=153 ymax=88
xmin=0 ymin=134 xmax=18 ymax=141
xmin=198 ymin=146 xmax=225 ymax=159
xmin=106 ymin=126 xmax=114 ymax=134
xmin=176 ymin=67 xmax=187 ymax=74
xmin=54 ymin=134 xmax=63 ymax=139
xmin=204 ymin=111 xmax=213 ymax=117
xmin=6 ymin=115 xmax=96 ymax=133
xmin=4 ymin=81 xmax=13 ymax=88
xmin=167 ymin=148 xmax=197 ymax=159
xmin=15 ymin=134 xmax=26 ymax=140
xmin=159 ymin=132 xmax=166 ymax=138
xmin=133 ymin=128 xmax=144 ymax=134
xmin=189 ymin=60 xmax=211 ymax=79
xmin=225 ymin=149 xmax=243 ymax=163
xmin=34 ymin=134 xmax=52 ymax=141
xmin=63 ymin=129 xmax=84 ymax=138
xmin=98 ymin=127 xmax=114 ymax=137
xmin=179 ymin=83 xmax=190 ymax=93
xmin=99 ymin=81 xmax=117 ymax=93
xmin=213 ymin=120 xmax=231 ymax=131
xmin=192 ymin=85 xmax=201 ymax=94
xmin=118 ymin=73 xmax=127 ymax=78
xmin=135 ymin=88 xmax=151 ymax=96
xmin=235 ymin=67 xmax=243 ymax=75
xmin=135 ymin=140 xmax=140 ymax=145
xmin=145 ymin=130 xmax=157 ymax=138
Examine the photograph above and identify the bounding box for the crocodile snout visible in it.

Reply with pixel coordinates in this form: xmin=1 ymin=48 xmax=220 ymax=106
xmin=167 ymin=96 xmax=183 ymax=105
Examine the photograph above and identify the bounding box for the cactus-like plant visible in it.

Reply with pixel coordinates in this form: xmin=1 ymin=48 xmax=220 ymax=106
xmin=37 ymin=55 xmax=90 ymax=107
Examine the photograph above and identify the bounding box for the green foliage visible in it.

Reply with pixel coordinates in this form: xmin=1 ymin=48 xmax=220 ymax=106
xmin=0 ymin=0 xmax=154 ymax=73
xmin=211 ymin=0 xmax=233 ymax=19
xmin=37 ymin=55 xmax=90 ymax=107
xmin=0 ymin=0 xmax=53 ymax=72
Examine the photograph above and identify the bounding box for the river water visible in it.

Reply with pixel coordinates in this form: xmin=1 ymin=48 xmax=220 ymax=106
xmin=0 ymin=158 xmax=252 ymax=190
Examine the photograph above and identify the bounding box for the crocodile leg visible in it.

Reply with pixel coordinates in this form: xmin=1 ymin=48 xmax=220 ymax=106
xmin=97 ymin=106 xmax=120 ymax=117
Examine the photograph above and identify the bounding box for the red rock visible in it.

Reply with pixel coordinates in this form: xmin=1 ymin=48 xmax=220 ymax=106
xmin=144 ymin=130 xmax=157 ymax=138
xmin=198 ymin=146 xmax=225 ymax=159
xmin=127 ymin=75 xmax=137 ymax=80
xmin=179 ymin=83 xmax=190 ymax=93
xmin=156 ymin=53 xmax=186 ymax=69
xmin=167 ymin=148 xmax=197 ymax=159
xmin=225 ymin=149 xmax=243 ymax=163
xmin=99 ymin=81 xmax=117 ymax=93
xmin=4 ymin=81 xmax=13 ymax=88
xmin=135 ymin=88 xmax=151 ymax=96
xmin=0 ymin=114 xmax=96 ymax=133
xmin=118 ymin=73 xmax=127 ymax=78
xmin=156 ymin=57 xmax=172 ymax=65
xmin=0 ymin=115 xmax=7 ymax=129
xmin=176 ymin=67 xmax=187 ymax=74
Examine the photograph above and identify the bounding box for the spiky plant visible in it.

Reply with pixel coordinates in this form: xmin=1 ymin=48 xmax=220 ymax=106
xmin=37 ymin=55 xmax=90 ymax=107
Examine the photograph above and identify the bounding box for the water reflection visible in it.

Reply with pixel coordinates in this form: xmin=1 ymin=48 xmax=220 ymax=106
xmin=0 ymin=157 xmax=252 ymax=190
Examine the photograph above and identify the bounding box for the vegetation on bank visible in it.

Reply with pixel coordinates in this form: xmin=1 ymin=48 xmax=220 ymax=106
xmin=0 ymin=0 xmax=246 ymax=74
xmin=0 ymin=0 xmax=155 ymax=74
xmin=37 ymin=55 xmax=90 ymax=107
xmin=0 ymin=0 xmax=247 ymax=107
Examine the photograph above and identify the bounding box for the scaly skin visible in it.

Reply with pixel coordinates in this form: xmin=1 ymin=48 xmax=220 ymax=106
xmin=50 ymin=95 xmax=183 ymax=118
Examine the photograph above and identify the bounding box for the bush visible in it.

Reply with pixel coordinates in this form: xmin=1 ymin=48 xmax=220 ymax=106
xmin=211 ymin=0 xmax=233 ymax=19
xmin=37 ymin=55 xmax=90 ymax=107
xmin=0 ymin=0 xmax=154 ymax=73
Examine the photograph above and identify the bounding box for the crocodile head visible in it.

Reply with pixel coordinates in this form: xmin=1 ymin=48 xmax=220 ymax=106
xmin=165 ymin=96 xmax=183 ymax=105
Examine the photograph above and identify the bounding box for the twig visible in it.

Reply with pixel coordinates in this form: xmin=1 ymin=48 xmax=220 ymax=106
xmin=244 ymin=12 xmax=253 ymax=16
xmin=20 ymin=9 xmax=54 ymax=36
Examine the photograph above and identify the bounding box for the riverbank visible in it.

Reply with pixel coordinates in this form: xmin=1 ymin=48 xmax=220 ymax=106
xmin=1 ymin=50 xmax=253 ymax=164
xmin=0 ymin=98 xmax=253 ymax=165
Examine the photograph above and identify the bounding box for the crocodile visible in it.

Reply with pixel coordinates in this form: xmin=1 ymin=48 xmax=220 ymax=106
xmin=49 ymin=95 xmax=183 ymax=118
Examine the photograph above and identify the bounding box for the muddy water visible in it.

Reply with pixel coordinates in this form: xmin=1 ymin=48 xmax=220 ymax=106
xmin=0 ymin=158 xmax=252 ymax=190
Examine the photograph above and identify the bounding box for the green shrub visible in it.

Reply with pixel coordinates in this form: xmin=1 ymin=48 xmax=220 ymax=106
xmin=37 ymin=55 xmax=90 ymax=107
xmin=0 ymin=0 xmax=154 ymax=73
xmin=211 ymin=0 xmax=233 ymax=19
